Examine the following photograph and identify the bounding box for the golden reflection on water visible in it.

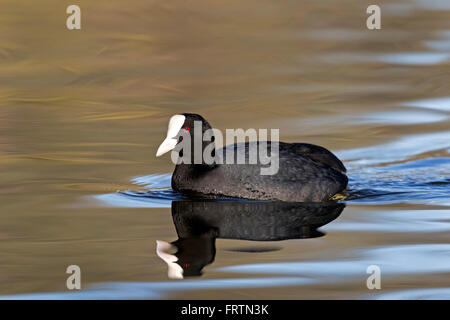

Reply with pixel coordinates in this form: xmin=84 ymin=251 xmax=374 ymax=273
xmin=0 ymin=0 xmax=449 ymax=298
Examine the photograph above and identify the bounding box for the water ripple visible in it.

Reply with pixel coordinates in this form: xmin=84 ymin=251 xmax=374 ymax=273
xmin=0 ymin=277 xmax=314 ymax=300
xmin=401 ymin=97 xmax=450 ymax=112
xmin=371 ymin=288 xmax=450 ymax=300
xmin=217 ymin=244 xmax=450 ymax=278
xmin=337 ymin=131 xmax=450 ymax=166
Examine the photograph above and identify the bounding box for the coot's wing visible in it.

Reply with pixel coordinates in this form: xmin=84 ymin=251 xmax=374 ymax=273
xmin=280 ymin=142 xmax=346 ymax=173
xmin=270 ymin=150 xmax=348 ymax=201
xmin=214 ymin=143 xmax=348 ymax=201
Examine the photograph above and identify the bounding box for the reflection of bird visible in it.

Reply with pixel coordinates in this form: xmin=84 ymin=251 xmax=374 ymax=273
xmin=156 ymin=200 xmax=345 ymax=279
xmin=156 ymin=113 xmax=348 ymax=202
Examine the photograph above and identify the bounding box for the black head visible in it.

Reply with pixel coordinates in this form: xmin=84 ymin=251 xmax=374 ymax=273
xmin=156 ymin=113 xmax=214 ymax=163
xmin=180 ymin=113 xmax=212 ymax=133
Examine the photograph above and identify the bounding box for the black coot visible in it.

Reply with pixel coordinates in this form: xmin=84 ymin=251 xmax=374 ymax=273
xmin=156 ymin=113 xmax=348 ymax=202
xmin=157 ymin=200 xmax=345 ymax=278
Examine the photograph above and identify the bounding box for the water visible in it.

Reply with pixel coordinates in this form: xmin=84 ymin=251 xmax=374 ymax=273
xmin=0 ymin=0 xmax=449 ymax=299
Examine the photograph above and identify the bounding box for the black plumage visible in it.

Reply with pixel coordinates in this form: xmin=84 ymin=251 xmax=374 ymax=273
xmin=164 ymin=113 xmax=348 ymax=202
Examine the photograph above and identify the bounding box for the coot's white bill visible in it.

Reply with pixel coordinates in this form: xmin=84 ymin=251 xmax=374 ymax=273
xmin=156 ymin=114 xmax=185 ymax=157
xmin=156 ymin=240 xmax=184 ymax=279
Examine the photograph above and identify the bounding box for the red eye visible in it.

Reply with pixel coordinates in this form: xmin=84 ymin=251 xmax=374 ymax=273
xmin=183 ymin=127 xmax=190 ymax=132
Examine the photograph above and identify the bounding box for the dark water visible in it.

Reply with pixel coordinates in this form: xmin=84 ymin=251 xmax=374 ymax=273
xmin=0 ymin=0 xmax=449 ymax=299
